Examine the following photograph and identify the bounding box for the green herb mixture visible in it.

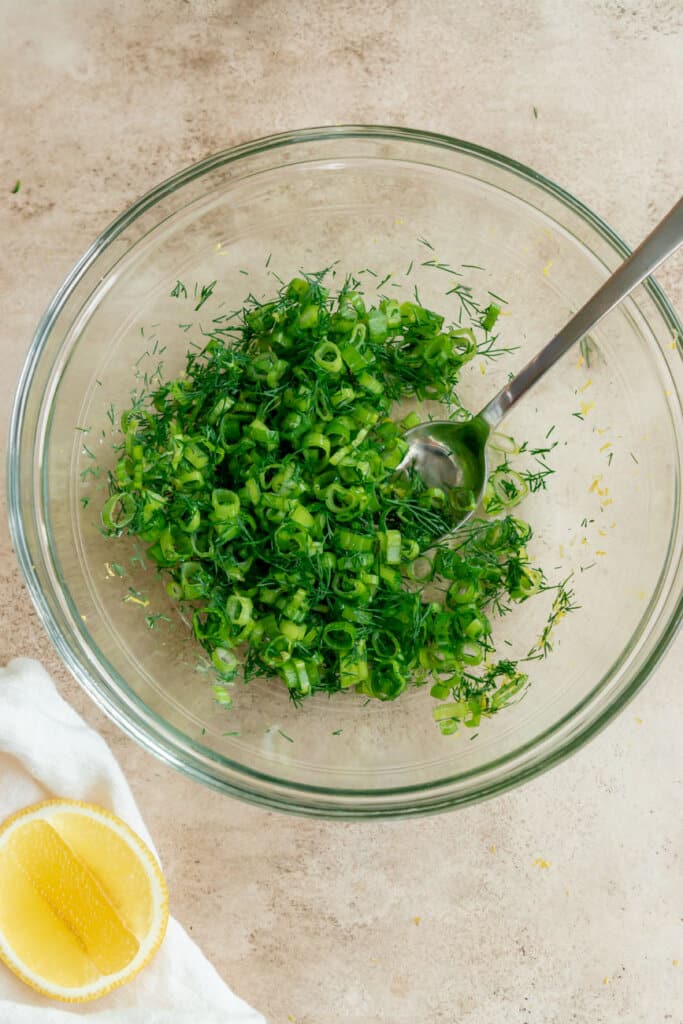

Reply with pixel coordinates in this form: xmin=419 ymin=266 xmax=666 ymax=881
xmin=101 ymin=270 xmax=571 ymax=735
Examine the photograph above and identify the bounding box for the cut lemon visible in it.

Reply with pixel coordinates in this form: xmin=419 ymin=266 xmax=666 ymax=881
xmin=0 ymin=799 xmax=169 ymax=1002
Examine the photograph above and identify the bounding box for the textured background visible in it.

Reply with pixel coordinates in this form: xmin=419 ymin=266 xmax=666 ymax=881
xmin=1 ymin=2 xmax=682 ymax=1022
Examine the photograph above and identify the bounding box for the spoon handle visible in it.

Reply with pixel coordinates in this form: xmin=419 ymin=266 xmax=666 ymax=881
xmin=479 ymin=195 xmax=683 ymax=430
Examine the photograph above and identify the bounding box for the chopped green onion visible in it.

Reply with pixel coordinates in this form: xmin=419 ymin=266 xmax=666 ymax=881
xmin=99 ymin=270 xmax=566 ymax=735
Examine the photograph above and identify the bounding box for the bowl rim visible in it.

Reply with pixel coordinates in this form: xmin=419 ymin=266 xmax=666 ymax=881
xmin=7 ymin=124 xmax=683 ymax=818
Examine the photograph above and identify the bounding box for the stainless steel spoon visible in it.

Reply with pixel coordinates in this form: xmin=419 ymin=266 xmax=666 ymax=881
xmin=400 ymin=196 xmax=683 ymax=535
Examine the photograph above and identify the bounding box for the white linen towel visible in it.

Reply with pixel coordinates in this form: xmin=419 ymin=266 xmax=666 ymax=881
xmin=0 ymin=657 xmax=266 ymax=1024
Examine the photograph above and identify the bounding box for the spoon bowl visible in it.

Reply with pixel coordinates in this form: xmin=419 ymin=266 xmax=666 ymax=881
xmin=400 ymin=417 xmax=490 ymax=531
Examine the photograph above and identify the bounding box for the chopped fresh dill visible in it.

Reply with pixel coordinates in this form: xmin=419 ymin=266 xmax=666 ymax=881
xmin=171 ymin=280 xmax=188 ymax=299
xmin=579 ymin=335 xmax=599 ymax=368
xmin=145 ymin=612 xmax=171 ymax=629
xmin=96 ymin=267 xmax=575 ymax=737
xmin=526 ymin=577 xmax=578 ymax=660
xmin=194 ymin=280 xmax=217 ymax=311
xmin=422 ymin=259 xmax=458 ymax=274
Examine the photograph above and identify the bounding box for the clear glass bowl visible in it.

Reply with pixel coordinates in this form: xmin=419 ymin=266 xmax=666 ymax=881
xmin=8 ymin=126 xmax=683 ymax=817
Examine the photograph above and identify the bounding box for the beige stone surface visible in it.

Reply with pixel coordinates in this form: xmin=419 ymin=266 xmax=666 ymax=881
xmin=1 ymin=2 xmax=682 ymax=1021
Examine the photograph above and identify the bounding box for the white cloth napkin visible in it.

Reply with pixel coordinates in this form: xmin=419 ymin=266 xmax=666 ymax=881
xmin=0 ymin=658 xmax=266 ymax=1024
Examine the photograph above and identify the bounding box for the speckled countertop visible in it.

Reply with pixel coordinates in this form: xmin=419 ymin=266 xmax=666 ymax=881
xmin=1 ymin=2 xmax=682 ymax=1022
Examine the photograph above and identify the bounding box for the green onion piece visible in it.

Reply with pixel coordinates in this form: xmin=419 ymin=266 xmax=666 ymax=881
xmin=481 ymin=303 xmax=501 ymax=331
xmin=380 ymin=530 xmax=402 ymax=565
xmin=334 ymin=529 xmax=374 ymax=553
xmin=313 ymin=342 xmax=343 ymax=374
xmin=302 ymin=431 xmax=331 ymax=467
xmin=226 ymin=594 xmax=253 ymax=626
xmin=340 ymin=645 xmax=368 ymax=688
xmin=101 ymin=493 xmax=136 ymax=530
xmin=212 ymin=648 xmax=238 ymax=677
xmin=211 ymin=489 xmax=240 ymax=517
xmin=322 ymin=621 xmax=356 ymax=651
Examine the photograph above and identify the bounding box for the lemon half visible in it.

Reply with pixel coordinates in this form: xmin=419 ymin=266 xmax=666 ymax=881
xmin=0 ymin=799 xmax=169 ymax=1001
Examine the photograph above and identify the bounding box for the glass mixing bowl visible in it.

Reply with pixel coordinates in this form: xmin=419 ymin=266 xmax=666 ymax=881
xmin=8 ymin=126 xmax=683 ymax=817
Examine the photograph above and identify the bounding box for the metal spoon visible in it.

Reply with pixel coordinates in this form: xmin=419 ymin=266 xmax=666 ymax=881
xmin=400 ymin=196 xmax=683 ymax=535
